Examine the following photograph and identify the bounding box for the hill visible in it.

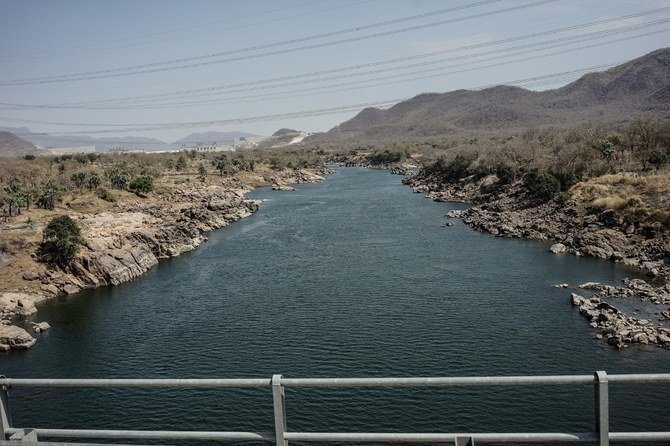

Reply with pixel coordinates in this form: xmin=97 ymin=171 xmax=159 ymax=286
xmin=309 ymin=48 xmax=670 ymax=145
xmin=0 ymin=131 xmax=39 ymax=157
xmin=0 ymin=127 xmax=169 ymax=152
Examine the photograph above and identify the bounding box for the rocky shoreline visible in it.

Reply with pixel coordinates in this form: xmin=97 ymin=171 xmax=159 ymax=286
xmin=0 ymin=168 xmax=327 ymax=351
xmin=400 ymin=170 xmax=670 ymax=350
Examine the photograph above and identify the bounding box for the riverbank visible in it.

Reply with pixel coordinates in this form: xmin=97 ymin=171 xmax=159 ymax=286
xmin=0 ymin=167 xmax=328 ymax=351
xmin=403 ymin=168 xmax=670 ymax=349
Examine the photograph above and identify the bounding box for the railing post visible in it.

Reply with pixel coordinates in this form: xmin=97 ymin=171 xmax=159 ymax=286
xmin=0 ymin=377 xmax=11 ymax=440
xmin=594 ymin=371 xmax=609 ymax=446
xmin=455 ymin=436 xmax=475 ymax=446
xmin=272 ymin=374 xmax=288 ymax=446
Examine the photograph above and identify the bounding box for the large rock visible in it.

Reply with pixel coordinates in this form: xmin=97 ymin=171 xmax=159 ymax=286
xmin=574 ymin=229 xmax=629 ymax=260
xmin=32 ymin=321 xmax=51 ymax=333
xmin=0 ymin=325 xmax=36 ymax=349
xmin=550 ymin=243 xmax=567 ymax=254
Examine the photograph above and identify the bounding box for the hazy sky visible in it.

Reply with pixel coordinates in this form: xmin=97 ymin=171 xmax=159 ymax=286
xmin=0 ymin=0 xmax=668 ymax=142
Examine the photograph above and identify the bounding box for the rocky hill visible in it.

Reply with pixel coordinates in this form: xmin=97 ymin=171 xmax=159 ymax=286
xmin=310 ymin=48 xmax=670 ymax=144
xmin=0 ymin=131 xmax=38 ymax=157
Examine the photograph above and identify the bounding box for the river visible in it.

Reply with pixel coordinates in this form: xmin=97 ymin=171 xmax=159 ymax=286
xmin=2 ymin=167 xmax=669 ymax=443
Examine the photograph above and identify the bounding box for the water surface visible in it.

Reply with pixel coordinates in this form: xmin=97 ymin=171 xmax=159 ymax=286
xmin=2 ymin=167 xmax=669 ymax=443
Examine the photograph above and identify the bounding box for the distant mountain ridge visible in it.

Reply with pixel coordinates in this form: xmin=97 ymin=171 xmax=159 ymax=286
xmin=0 ymin=128 xmax=260 ymax=152
xmin=0 ymin=131 xmax=38 ymax=156
xmin=309 ymin=48 xmax=670 ymax=144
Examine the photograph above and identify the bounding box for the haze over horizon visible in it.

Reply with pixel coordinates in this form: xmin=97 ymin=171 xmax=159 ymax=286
xmin=1 ymin=0 xmax=669 ymax=142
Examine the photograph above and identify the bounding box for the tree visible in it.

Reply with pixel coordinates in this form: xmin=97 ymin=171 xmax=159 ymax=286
xmin=36 ymin=179 xmax=59 ymax=210
xmin=175 ymin=156 xmax=187 ymax=171
xmin=39 ymin=215 xmax=83 ymax=267
xmin=128 ymin=176 xmax=154 ymax=195
xmin=198 ymin=163 xmax=207 ymax=182
xmin=106 ymin=164 xmax=130 ymax=190
xmin=87 ymin=172 xmax=101 ymax=190
xmin=71 ymin=171 xmax=87 ymax=189
xmin=523 ymin=170 xmax=561 ymax=202
xmin=212 ymin=154 xmax=229 ymax=176
xmin=3 ymin=178 xmax=22 ymax=216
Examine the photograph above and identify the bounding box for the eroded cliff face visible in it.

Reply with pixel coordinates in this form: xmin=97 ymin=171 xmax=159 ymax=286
xmin=0 ymin=169 xmax=328 ymax=351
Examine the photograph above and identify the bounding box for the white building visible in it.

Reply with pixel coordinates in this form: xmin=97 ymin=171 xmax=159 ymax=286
xmin=179 ymin=142 xmax=234 ymax=153
xmin=46 ymin=146 xmax=96 ymax=155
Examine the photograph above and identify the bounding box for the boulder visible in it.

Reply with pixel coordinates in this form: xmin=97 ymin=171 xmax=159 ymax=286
xmin=32 ymin=321 xmax=51 ymax=333
xmin=271 ymin=184 xmax=295 ymax=191
xmin=41 ymin=284 xmax=59 ymax=295
xmin=16 ymin=298 xmax=37 ymax=316
xmin=0 ymin=325 xmax=36 ymax=350
xmin=62 ymin=284 xmax=80 ymax=295
xmin=22 ymin=271 xmax=40 ymax=281
xmin=550 ymin=243 xmax=567 ymax=254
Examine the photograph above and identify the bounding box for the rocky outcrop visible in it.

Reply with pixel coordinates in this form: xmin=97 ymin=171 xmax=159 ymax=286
xmin=571 ymin=293 xmax=670 ymax=349
xmin=1 ymin=168 xmax=327 ymax=351
xmin=578 ymin=279 xmax=670 ymax=305
xmin=0 ymin=324 xmax=36 ymax=350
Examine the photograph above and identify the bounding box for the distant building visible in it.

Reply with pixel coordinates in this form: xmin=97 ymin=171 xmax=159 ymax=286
xmin=179 ymin=142 xmax=234 ymax=153
xmin=47 ymin=146 xmax=96 ymax=155
xmin=233 ymin=136 xmax=268 ymax=149
xmin=108 ymin=147 xmax=146 ymax=154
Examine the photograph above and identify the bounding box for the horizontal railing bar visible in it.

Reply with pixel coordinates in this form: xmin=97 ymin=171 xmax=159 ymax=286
xmin=280 ymin=375 xmax=595 ymax=387
xmin=285 ymin=432 xmax=670 ymax=443
xmin=608 ymin=374 xmax=670 ymax=383
xmin=0 ymin=378 xmax=271 ymax=388
xmin=284 ymin=432 xmax=598 ymax=442
xmin=2 ymin=373 xmax=669 ymax=389
xmin=610 ymin=432 xmax=670 ymax=441
xmin=6 ymin=430 xmax=670 ymax=443
xmin=0 ymin=443 xmax=176 ymax=446
xmin=5 ymin=428 xmax=275 ymax=441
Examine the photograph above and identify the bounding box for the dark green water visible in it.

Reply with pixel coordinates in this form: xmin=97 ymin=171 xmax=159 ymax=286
xmin=2 ymin=167 xmax=669 ymax=444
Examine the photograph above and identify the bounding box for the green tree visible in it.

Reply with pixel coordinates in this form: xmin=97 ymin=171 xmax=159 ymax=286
xmin=648 ymin=149 xmax=670 ymax=169
xmin=211 ymin=154 xmax=229 ymax=176
xmin=106 ymin=164 xmax=131 ymax=190
xmin=39 ymin=215 xmax=83 ymax=267
xmin=524 ymin=170 xmax=561 ymax=202
xmin=87 ymin=171 xmax=101 ymax=190
xmin=36 ymin=179 xmax=59 ymax=210
xmin=71 ymin=171 xmax=87 ymax=188
xmin=128 ymin=176 xmax=154 ymax=195
xmin=198 ymin=163 xmax=207 ymax=182
xmin=175 ymin=155 xmax=187 ymax=171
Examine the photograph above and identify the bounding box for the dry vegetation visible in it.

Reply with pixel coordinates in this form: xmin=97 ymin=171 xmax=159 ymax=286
xmin=0 ymin=148 xmax=324 ymax=264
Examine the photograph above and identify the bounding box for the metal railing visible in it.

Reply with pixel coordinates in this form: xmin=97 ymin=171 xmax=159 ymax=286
xmin=1 ymin=372 xmax=669 ymax=446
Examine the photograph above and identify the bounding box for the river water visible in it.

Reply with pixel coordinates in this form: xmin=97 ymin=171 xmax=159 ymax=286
xmin=2 ymin=167 xmax=669 ymax=444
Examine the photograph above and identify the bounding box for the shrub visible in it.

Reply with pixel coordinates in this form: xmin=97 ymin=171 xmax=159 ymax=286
xmin=70 ymin=171 xmax=87 ymax=188
xmin=95 ymin=187 xmax=116 ymax=202
xmin=175 ymin=156 xmax=187 ymax=171
xmin=128 ymin=176 xmax=154 ymax=195
xmin=87 ymin=172 xmax=101 ymax=190
xmin=23 ymin=154 xmax=35 ymax=160
xmin=495 ymin=163 xmax=515 ymax=184
xmin=39 ymin=215 xmax=83 ymax=267
xmin=366 ymin=149 xmax=406 ymax=165
xmin=648 ymin=149 xmax=670 ymax=169
xmin=524 ymin=170 xmax=561 ymax=202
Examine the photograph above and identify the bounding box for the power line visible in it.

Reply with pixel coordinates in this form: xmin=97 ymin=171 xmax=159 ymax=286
xmin=76 ymin=21 xmax=670 ymax=109
xmin=0 ymin=0 xmax=326 ymax=59
xmin=0 ymin=0 xmax=374 ymax=61
xmin=0 ymin=0 xmax=554 ymax=86
xmin=4 ymin=11 xmax=668 ymax=110
xmin=3 ymin=60 xmax=634 ymax=145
